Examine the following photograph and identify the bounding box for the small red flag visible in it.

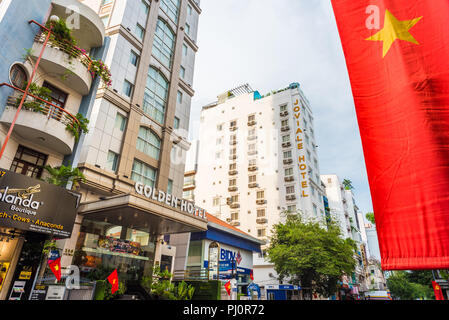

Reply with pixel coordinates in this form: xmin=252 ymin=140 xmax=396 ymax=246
xmin=250 ymin=270 xmax=254 ymax=281
xmin=432 ymin=281 xmax=445 ymax=300
xmin=48 ymin=257 xmax=61 ymax=281
xmin=107 ymin=269 xmax=119 ymax=294
xmin=224 ymin=281 xmax=231 ymax=296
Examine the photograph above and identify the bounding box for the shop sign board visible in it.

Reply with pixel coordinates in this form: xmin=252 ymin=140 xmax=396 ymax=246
xmin=0 ymin=169 xmax=80 ymax=238
xmin=45 ymin=285 xmax=66 ymax=300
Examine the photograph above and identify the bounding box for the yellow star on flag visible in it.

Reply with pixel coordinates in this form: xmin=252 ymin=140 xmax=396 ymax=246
xmin=366 ymin=10 xmax=422 ymax=57
xmin=54 ymin=266 xmax=59 ymax=271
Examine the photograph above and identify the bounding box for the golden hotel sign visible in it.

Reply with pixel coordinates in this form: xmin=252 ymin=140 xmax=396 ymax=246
xmin=292 ymin=99 xmax=309 ymax=198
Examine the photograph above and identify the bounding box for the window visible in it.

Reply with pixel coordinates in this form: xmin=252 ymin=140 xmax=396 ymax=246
xmin=231 ymin=195 xmax=239 ymax=203
xmin=286 ymin=186 xmax=295 ymax=194
xmin=311 ymin=186 xmax=315 ymax=196
xmin=249 ymin=128 xmax=256 ymax=136
xmin=42 ymin=81 xmax=68 ymax=120
xmin=167 ymin=179 xmax=173 ymax=194
xmin=179 ymin=66 xmax=185 ymax=78
xmin=182 ymin=44 xmax=188 ymax=56
xmin=248 ymin=144 xmax=256 ymax=151
xmin=143 ymin=67 xmax=169 ymax=125
xmin=216 ymin=137 xmax=222 ymax=145
xmin=177 ymin=90 xmax=183 ymax=103
xmin=280 ymin=104 xmax=287 ymax=112
xmin=283 ymin=151 xmax=292 ymax=159
xmin=160 ymin=0 xmax=180 ymax=23
xmin=257 ymin=191 xmax=265 ymax=199
xmin=229 ymin=163 xmax=236 ymax=170
xmin=217 ymin=124 xmax=223 ymax=131
xmin=123 ymin=80 xmax=133 ymax=97
xmin=314 ymin=158 xmax=318 ymax=168
xmin=313 ymin=204 xmax=318 ymax=216
xmin=230 ymin=135 xmax=236 ymax=143
xmin=257 ymin=209 xmax=265 ymax=217
xmin=213 ymin=197 xmax=220 ymax=206
xmin=249 ymin=175 xmax=256 ymax=183
xmin=230 ymin=120 xmax=237 ymax=127
xmin=287 ymin=205 xmax=296 ymax=212
xmin=115 ymin=112 xmax=127 ymax=131
xmin=249 ymin=159 xmax=257 ymax=166
xmin=102 ymin=0 xmax=113 ymax=5
xmin=173 ymin=117 xmax=180 ymax=129
xmin=106 ymin=151 xmax=119 ymax=172
xmin=10 ymin=146 xmax=47 ymax=178
xmin=282 ymin=135 xmax=290 ymax=143
xmin=130 ymin=50 xmax=139 ymax=67
xmin=135 ymin=24 xmax=145 ymax=40
xmin=229 ymin=179 xmax=236 ymax=186
xmin=152 ymin=19 xmax=175 ymax=69
xmin=281 ymin=119 xmax=289 ymax=127
xmin=141 ymin=0 xmax=149 ymax=15
xmin=215 ymin=151 xmax=221 ymax=159
xmin=230 ymin=148 xmax=236 ymax=155
xmin=101 ymin=15 xmax=109 ymax=27
xmin=257 ymin=229 xmax=266 ymax=237
xmin=305 ymin=134 xmax=310 ymax=145
xmin=185 ymin=23 xmax=190 ymax=36
xmin=131 ymin=160 xmax=157 ymax=187
xmin=187 ymin=4 xmax=192 ymax=15
xmin=10 ymin=64 xmax=28 ymax=89
xmin=248 ymin=114 xmax=255 ymax=122
xmin=137 ymin=127 xmax=161 ymax=160
xmin=231 ymin=212 xmax=239 ymax=221
xmin=285 ymin=168 xmax=293 ymax=176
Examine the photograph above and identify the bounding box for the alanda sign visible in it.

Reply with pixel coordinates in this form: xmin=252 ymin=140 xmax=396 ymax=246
xmin=0 ymin=169 xmax=80 ymax=238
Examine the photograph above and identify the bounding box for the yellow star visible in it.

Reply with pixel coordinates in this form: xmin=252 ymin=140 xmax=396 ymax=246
xmin=366 ymin=10 xmax=422 ymax=58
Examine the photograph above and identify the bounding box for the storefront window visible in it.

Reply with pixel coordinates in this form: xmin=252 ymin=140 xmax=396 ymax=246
xmin=73 ymin=220 xmax=156 ymax=284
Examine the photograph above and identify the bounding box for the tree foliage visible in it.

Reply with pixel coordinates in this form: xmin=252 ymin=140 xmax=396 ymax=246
xmin=141 ymin=266 xmax=195 ymax=300
xmin=342 ymin=179 xmax=354 ymax=190
xmin=44 ymin=164 xmax=86 ymax=189
xmin=267 ymin=212 xmax=357 ymax=299
xmin=365 ymin=212 xmax=376 ymax=225
xmin=387 ymin=271 xmax=434 ymax=300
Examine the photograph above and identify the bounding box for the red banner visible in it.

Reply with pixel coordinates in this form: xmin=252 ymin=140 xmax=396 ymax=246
xmin=432 ymin=281 xmax=445 ymax=300
xmin=331 ymin=0 xmax=449 ymax=269
xmin=107 ymin=269 xmax=119 ymax=294
xmin=48 ymin=258 xmax=61 ymax=281
xmin=224 ymin=281 xmax=231 ymax=296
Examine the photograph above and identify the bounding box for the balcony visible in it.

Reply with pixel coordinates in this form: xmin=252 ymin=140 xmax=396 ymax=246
xmin=51 ymin=0 xmax=105 ymax=50
xmin=228 ymin=186 xmax=238 ymax=192
xmin=229 ymin=140 xmax=237 ymax=145
xmin=281 ymin=126 xmax=290 ymax=132
xmin=31 ymin=32 xmax=96 ymax=95
xmin=248 ymin=150 xmax=258 ymax=156
xmin=247 ymin=135 xmax=257 ymax=141
xmin=248 ymin=165 xmax=258 ymax=171
xmin=256 ymin=217 xmax=268 ymax=224
xmin=229 ymin=126 xmax=238 ymax=131
xmin=280 ymin=111 xmax=289 ymax=117
xmin=286 ymin=194 xmax=296 ymax=201
xmin=282 ymin=142 xmax=291 ymax=148
xmin=229 ymin=155 xmax=237 ymax=160
xmin=284 ymin=176 xmax=294 ymax=182
xmin=230 ymin=220 xmax=240 ymax=227
xmin=1 ymin=86 xmax=83 ymax=155
xmin=256 ymin=199 xmax=266 ymax=205
xmin=228 ymin=169 xmax=238 ymax=175
xmin=247 ymin=120 xmax=257 ymax=126
xmin=248 ymin=182 xmax=259 ymax=188
xmin=229 ymin=203 xmax=240 ymax=209
xmin=283 ymin=158 xmax=293 ymax=165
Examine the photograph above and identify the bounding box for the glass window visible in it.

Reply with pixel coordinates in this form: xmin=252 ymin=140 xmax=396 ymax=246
xmin=287 ymin=205 xmax=296 ymax=212
xmin=141 ymin=0 xmax=149 ymax=15
xmin=123 ymin=80 xmax=133 ymax=97
xmin=135 ymin=24 xmax=145 ymax=40
xmin=131 ymin=159 xmax=157 ymax=187
xmin=231 ymin=212 xmax=239 ymax=221
xmin=115 ymin=112 xmax=127 ymax=131
xmin=229 ymin=179 xmax=236 ymax=186
xmin=185 ymin=23 xmax=190 ymax=36
xmin=174 ymin=117 xmax=180 ymax=129
xmin=10 ymin=145 xmax=47 ymax=178
xmin=257 ymin=209 xmax=265 ymax=217
xmin=177 ymin=90 xmax=183 ymax=103
xmin=180 ymin=66 xmax=185 ymax=78
xmin=152 ymin=19 xmax=176 ymax=69
xmin=285 ymin=168 xmax=293 ymax=176
xmin=160 ymin=0 xmax=180 ymax=23
xmin=257 ymin=191 xmax=264 ymax=199
xmin=130 ymin=50 xmax=139 ymax=67
xmin=257 ymin=229 xmax=266 ymax=237
xmin=102 ymin=0 xmax=113 ymax=5
xmin=101 ymin=15 xmax=109 ymax=27
xmin=249 ymin=175 xmax=256 ymax=183
xmin=283 ymin=151 xmax=292 ymax=159
xmin=143 ymin=67 xmax=169 ymax=125
xmin=187 ymin=4 xmax=192 ymax=15
xmin=280 ymin=104 xmax=287 ymax=112
xmin=281 ymin=120 xmax=289 ymax=127
xmin=167 ymin=179 xmax=173 ymax=194
xmin=137 ymin=127 xmax=161 ymax=160
xmin=282 ymin=135 xmax=290 ymax=143
xmin=286 ymin=186 xmax=295 ymax=194
xmin=10 ymin=64 xmax=28 ymax=89
xmin=213 ymin=197 xmax=220 ymax=206
xmin=182 ymin=44 xmax=188 ymax=56
xmin=106 ymin=151 xmax=119 ymax=172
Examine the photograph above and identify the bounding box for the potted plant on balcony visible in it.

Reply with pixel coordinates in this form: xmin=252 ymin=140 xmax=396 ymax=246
xmin=43 ymin=163 xmax=86 ymax=190
xmin=65 ymin=113 xmax=90 ymax=142
xmin=89 ymin=59 xmax=112 ymax=87
xmin=14 ymin=82 xmax=52 ymax=113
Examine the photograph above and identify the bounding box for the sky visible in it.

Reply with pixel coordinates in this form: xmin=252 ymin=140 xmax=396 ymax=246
xmin=188 ymin=0 xmax=374 ymax=217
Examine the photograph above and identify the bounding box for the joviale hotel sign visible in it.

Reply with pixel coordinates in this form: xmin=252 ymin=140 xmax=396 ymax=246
xmin=292 ymin=98 xmax=309 ymax=198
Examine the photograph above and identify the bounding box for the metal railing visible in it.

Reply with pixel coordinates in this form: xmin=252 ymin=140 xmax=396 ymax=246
xmin=173 ymin=267 xmax=210 ymax=281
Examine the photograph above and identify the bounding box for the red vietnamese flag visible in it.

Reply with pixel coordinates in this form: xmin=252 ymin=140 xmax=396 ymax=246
xmin=331 ymin=0 xmax=449 ymax=269
xmin=107 ymin=269 xmax=119 ymax=294
xmin=432 ymin=281 xmax=445 ymax=300
xmin=48 ymin=258 xmax=61 ymax=281
xmin=224 ymin=281 xmax=231 ymax=296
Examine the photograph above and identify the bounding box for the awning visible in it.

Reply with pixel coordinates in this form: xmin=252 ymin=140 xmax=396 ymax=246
xmin=78 ymin=193 xmax=208 ymax=236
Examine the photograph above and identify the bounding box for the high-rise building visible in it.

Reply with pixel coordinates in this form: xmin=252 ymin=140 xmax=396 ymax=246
xmin=192 ymin=82 xmax=327 ymax=298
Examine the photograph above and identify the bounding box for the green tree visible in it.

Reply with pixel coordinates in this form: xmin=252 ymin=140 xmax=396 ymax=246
xmin=141 ymin=266 xmax=195 ymax=300
xmin=365 ymin=212 xmax=376 ymax=225
xmin=342 ymin=179 xmax=354 ymax=190
xmin=267 ymin=212 xmax=357 ymax=299
xmin=387 ymin=271 xmax=434 ymax=300
xmin=43 ymin=164 xmax=86 ymax=189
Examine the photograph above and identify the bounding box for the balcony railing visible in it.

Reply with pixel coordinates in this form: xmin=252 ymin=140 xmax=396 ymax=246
xmin=229 ymin=203 xmax=240 ymax=209
xmin=229 ymin=155 xmax=237 ymax=160
xmin=228 ymin=186 xmax=238 ymax=192
xmin=248 ymin=165 xmax=258 ymax=171
xmin=247 ymin=120 xmax=257 ymax=126
xmin=256 ymin=199 xmax=266 ymax=205
xmin=256 ymin=218 xmax=268 ymax=224
xmin=230 ymin=220 xmax=240 ymax=226
xmin=248 ymin=182 xmax=259 ymax=188
xmin=284 ymin=176 xmax=294 ymax=182
xmin=280 ymin=111 xmax=289 ymax=117
xmin=282 ymin=142 xmax=291 ymax=148
xmin=283 ymin=158 xmax=293 ymax=165
xmin=281 ymin=126 xmax=290 ymax=132
xmin=248 ymin=135 xmax=257 ymax=141
xmin=229 ymin=140 xmax=237 ymax=145
xmin=286 ymin=194 xmax=296 ymax=201
xmin=228 ymin=169 xmax=238 ymax=175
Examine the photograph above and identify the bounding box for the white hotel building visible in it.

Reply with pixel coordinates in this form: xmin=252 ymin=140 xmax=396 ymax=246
xmin=191 ymin=83 xmax=327 ymax=292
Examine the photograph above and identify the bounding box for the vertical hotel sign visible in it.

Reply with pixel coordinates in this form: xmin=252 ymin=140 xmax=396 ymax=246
xmin=292 ymin=98 xmax=309 ymax=198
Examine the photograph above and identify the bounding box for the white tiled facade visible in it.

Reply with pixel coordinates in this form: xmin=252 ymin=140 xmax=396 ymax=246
xmin=191 ymin=83 xmax=327 ymax=289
